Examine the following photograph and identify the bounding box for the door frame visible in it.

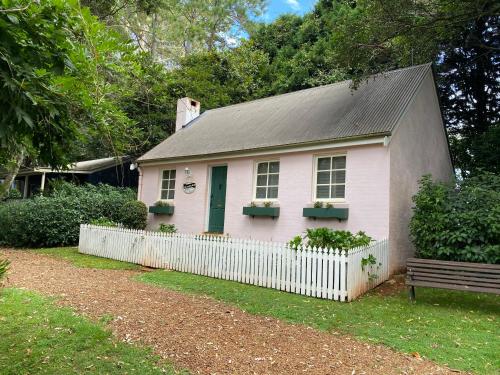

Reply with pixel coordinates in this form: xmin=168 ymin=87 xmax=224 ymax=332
xmin=204 ymin=163 xmax=228 ymax=232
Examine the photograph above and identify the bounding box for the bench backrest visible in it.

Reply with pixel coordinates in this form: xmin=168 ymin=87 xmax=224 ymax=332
xmin=407 ymin=258 xmax=500 ymax=294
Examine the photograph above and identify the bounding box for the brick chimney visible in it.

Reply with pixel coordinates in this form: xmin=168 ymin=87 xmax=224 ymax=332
xmin=176 ymin=97 xmax=200 ymax=132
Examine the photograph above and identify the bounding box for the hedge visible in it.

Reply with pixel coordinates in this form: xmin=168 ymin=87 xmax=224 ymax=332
xmin=0 ymin=182 xmax=144 ymax=248
xmin=410 ymin=173 xmax=500 ymax=264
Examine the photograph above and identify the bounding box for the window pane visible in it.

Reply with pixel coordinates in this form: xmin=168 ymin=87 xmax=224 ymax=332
xmin=169 ymin=179 xmax=176 ymax=189
xmin=257 ymin=162 xmax=268 ymax=174
xmin=269 ymin=162 xmax=279 ymax=173
xmin=256 ymin=175 xmax=267 ymax=186
xmin=162 ymin=180 xmax=169 ymax=189
xmin=268 ymin=174 xmax=279 ymax=186
xmin=168 ymin=189 xmax=175 ymax=199
xmin=268 ymin=187 xmax=278 ymax=199
xmin=331 ymin=170 xmax=346 ymax=184
xmin=162 ymin=170 xmax=170 ymax=179
xmin=317 ymin=171 xmax=330 ymax=184
xmin=316 ymin=185 xmax=329 ymax=198
xmin=170 ymin=169 xmax=176 ymax=178
xmin=331 ymin=185 xmax=345 ymax=199
xmin=161 ymin=190 xmax=169 ymax=200
xmin=256 ymin=187 xmax=266 ymax=199
xmin=317 ymin=157 xmax=331 ymax=170
xmin=333 ymin=156 xmax=346 ymax=169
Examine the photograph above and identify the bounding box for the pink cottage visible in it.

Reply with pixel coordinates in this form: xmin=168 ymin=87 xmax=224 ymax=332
xmin=137 ymin=64 xmax=453 ymax=273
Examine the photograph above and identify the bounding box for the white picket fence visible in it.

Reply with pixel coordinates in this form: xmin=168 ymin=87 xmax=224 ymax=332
xmin=78 ymin=225 xmax=390 ymax=301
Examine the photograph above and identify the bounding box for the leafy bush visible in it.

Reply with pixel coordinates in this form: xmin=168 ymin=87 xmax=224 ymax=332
xmin=289 ymin=228 xmax=372 ymax=250
xmin=154 ymin=200 xmax=170 ymax=207
xmin=158 ymin=223 xmax=177 ymax=233
xmin=1 ymin=189 xmax=22 ymax=201
xmin=119 ymin=201 xmax=147 ymax=230
xmin=0 ymin=182 xmax=137 ymax=247
xmin=90 ymin=217 xmax=119 ymax=227
xmin=410 ymin=173 xmax=500 ymax=264
xmin=0 ymin=258 xmax=9 ymax=285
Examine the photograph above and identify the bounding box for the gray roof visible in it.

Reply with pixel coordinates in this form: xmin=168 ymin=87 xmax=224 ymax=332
xmin=139 ymin=64 xmax=432 ymax=162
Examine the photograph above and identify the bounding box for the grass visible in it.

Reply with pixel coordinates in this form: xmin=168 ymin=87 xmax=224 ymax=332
xmin=34 ymin=247 xmax=141 ymax=270
xmin=137 ymin=270 xmax=500 ymax=374
xmin=0 ymin=288 xmax=185 ymax=375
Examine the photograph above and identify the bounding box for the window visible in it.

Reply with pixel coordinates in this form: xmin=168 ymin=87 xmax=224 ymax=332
xmin=255 ymin=161 xmax=279 ymax=199
xmin=315 ymin=155 xmax=346 ymax=200
xmin=160 ymin=169 xmax=176 ymax=200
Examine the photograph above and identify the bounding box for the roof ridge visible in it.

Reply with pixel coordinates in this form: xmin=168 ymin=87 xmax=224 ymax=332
xmin=202 ymin=63 xmax=432 ymax=115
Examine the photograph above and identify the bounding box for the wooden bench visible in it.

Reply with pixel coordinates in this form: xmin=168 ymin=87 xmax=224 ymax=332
xmin=406 ymin=258 xmax=500 ymax=301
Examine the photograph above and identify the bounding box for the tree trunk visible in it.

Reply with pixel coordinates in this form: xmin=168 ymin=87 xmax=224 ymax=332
xmin=0 ymin=151 xmax=24 ymax=200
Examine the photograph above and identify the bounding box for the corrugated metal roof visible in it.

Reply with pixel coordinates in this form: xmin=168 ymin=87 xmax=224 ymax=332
xmin=138 ymin=64 xmax=432 ymax=162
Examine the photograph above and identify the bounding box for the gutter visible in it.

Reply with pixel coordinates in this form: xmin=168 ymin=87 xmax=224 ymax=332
xmin=137 ymin=133 xmax=391 ymax=167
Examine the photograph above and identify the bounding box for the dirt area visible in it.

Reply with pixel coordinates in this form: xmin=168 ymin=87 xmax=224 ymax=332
xmin=3 ymin=249 xmax=457 ymax=375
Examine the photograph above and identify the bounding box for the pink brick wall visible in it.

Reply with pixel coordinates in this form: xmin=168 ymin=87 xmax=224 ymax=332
xmin=139 ymin=143 xmax=390 ymax=243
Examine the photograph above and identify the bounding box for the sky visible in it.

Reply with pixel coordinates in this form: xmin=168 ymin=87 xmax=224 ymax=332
xmin=261 ymin=0 xmax=318 ymax=22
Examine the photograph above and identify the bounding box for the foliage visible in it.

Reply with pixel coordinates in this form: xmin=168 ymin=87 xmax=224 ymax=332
xmin=313 ymin=201 xmax=323 ymax=208
xmin=158 ymin=224 xmax=177 ymax=234
xmin=0 ymin=258 xmax=9 ymax=285
xmin=289 ymin=228 xmax=372 ymax=250
xmin=154 ymin=200 xmax=170 ymax=207
xmin=361 ymin=254 xmax=380 ymax=282
xmin=0 ymin=182 xmax=135 ymax=247
xmin=89 ymin=217 xmax=119 ymax=227
xmin=0 ymin=288 xmax=179 ymax=374
xmin=0 ymin=0 xmax=141 ymax=197
xmin=1 ymin=189 xmax=21 ymax=201
xmin=119 ymin=200 xmax=148 ymax=229
xmin=263 ymin=201 xmax=272 ymax=208
xmin=35 ymin=247 xmax=140 ymax=270
xmin=410 ymin=174 xmax=500 ymax=264
xmin=138 ymin=270 xmax=500 ymax=374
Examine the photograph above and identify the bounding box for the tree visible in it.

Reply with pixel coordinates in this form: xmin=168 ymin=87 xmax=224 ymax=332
xmin=328 ymin=0 xmax=499 ymax=176
xmin=0 ymin=0 xmax=140 ymax=198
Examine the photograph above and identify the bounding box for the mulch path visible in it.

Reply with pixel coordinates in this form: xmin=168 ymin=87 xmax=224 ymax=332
xmin=2 ymin=249 xmax=458 ymax=375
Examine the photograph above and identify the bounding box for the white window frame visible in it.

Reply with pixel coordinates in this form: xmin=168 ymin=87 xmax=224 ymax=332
xmin=158 ymin=168 xmax=176 ymax=202
xmin=312 ymin=154 xmax=346 ymax=203
xmin=252 ymin=160 xmax=280 ymax=202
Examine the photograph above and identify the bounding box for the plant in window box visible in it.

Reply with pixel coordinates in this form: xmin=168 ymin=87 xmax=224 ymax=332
xmin=303 ymin=201 xmax=348 ymax=220
xmin=243 ymin=200 xmax=279 ymax=218
xmin=149 ymin=200 xmax=175 ymax=215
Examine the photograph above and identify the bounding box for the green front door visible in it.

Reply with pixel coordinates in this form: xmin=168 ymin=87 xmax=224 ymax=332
xmin=208 ymin=166 xmax=227 ymax=233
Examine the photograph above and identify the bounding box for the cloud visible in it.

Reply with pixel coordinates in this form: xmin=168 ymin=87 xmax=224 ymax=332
xmin=285 ymin=0 xmax=300 ymax=11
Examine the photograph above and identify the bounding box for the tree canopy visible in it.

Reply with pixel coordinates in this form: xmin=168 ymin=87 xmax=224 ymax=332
xmin=1 ymin=0 xmax=498 ymax=197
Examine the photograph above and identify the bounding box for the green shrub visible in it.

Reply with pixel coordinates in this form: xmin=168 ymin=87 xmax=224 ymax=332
xmin=118 ymin=201 xmax=147 ymax=230
xmin=410 ymin=174 xmax=500 ymax=264
xmin=90 ymin=217 xmax=119 ymax=227
xmin=289 ymin=228 xmax=372 ymax=250
xmin=158 ymin=223 xmax=177 ymax=233
xmin=0 ymin=182 xmax=137 ymax=247
xmin=0 ymin=258 xmax=9 ymax=285
xmin=154 ymin=200 xmax=170 ymax=207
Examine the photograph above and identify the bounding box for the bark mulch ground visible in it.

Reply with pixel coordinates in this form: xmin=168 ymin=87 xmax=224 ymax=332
xmin=3 ymin=249 xmax=458 ymax=375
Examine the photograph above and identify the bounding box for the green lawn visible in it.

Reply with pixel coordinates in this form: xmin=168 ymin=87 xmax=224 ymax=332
xmin=137 ymin=270 xmax=500 ymax=374
xmin=0 ymin=288 xmax=185 ymax=375
xmin=35 ymin=247 xmax=141 ymax=270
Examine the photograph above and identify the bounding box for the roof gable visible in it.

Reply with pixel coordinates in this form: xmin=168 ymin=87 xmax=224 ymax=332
xmin=139 ymin=64 xmax=432 ymax=162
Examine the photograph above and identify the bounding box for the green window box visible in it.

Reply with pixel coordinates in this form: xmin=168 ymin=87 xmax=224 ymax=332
xmin=148 ymin=205 xmax=175 ymax=215
xmin=242 ymin=206 xmax=280 ymax=218
xmin=302 ymin=207 xmax=348 ymax=220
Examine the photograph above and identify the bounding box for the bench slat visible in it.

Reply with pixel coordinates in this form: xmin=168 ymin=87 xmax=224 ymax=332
xmin=407 ymin=267 xmax=500 ymax=279
xmin=407 ymin=271 xmax=500 ymax=285
xmin=407 ymin=262 xmax=500 ymax=274
xmin=407 ymin=258 xmax=500 ymax=270
xmin=406 ymin=280 xmax=500 ymax=295
xmin=409 ymin=275 xmax=499 ymax=288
